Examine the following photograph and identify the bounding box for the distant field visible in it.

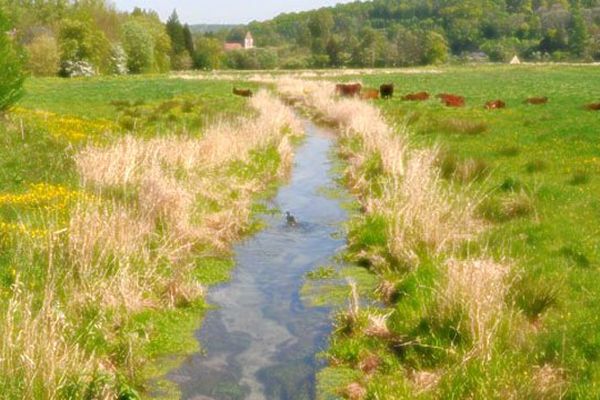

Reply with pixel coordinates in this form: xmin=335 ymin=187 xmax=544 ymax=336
xmin=19 ymin=75 xmax=255 ymax=121
xmin=318 ymin=65 xmax=600 ymax=398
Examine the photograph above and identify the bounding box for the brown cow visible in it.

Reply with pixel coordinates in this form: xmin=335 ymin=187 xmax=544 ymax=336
xmin=233 ymin=88 xmax=253 ymax=97
xmin=585 ymin=102 xmax=600 ymax=111
xmin=402 ymin=91 xmax=430 ymax=101
xmin=525 ymin=97 xmax=548 ymax=105
xmin=437 ymin=93 xmax=465 ymax=107
xmin=380 ymin=83 xmax=394 ymax=99
xmin=335 ymin=83 xmax=362 ymax=98
xmin=485 ymin=100 xmax=506 ymax=110
xmin=361 ymin=88 xmax=380 ymax=100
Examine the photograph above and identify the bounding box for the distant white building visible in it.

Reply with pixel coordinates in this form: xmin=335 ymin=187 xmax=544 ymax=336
xmin=244 ymin=32 xmax=254 ymax=49
xmin=224 ymin=32 xmax=254 ymax=52
xmin=510 ymin=55 xmax=521 ymax=65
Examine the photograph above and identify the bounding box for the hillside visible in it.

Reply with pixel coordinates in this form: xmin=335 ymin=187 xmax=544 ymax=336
xmin=223 ymin=0 xmax=600 ymax=68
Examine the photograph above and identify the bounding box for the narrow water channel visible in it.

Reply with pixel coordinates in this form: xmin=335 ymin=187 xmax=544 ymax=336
xmin=168 ymin=120 xmax=348 ymax=400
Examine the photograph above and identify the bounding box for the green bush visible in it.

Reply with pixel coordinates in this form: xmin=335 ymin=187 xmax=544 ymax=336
xmin=121 ymin=20 xmax=155 ymax=74
xmin=0 ymin=11 xmax=24 ymax=111
xmin=25 ymin=34 xmax=60 ymax=76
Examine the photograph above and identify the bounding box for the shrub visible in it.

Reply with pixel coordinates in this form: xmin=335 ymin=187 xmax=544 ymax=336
xmin=437 ymin=151 xmax=489 ymax=183
xmin=480 ymin=190 xmax=535 ymax=222
xmin=109 ymin=44 xmax=128 ymax=75
xmin=427 ymin=118 xmax=488 ymax=135
xmin=525 ymin=159 xmax=547 ymax=173
xmin=60 ymin=60 xmax=96 ymax=78
xmin=25 ymin=34 xmax=59 ymax=76
xmin=121 ymin=20 xmax=154 ymax=74
xmin=0 ymin=11 xmax=25 ymax=111
xmin=510 ymin=274 xmax=559 ymax=321
xmin=498 ymin=145 xmax=520 ymax=157
xmin=568 ymin=170 xmax=590 ymax=185
xmin=58 ymin=19 xmax=110 ymax=74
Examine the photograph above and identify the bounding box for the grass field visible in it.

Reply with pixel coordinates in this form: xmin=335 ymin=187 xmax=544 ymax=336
xmin=0 ymin=75 xmax=295 ymax=399
xmin=1 ymin=66 xmax=599 ymax=399
xmin=309 ymin=65 xmax=600 ymax=399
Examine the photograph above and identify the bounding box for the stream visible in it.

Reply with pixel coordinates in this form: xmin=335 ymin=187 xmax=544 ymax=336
xmin=168 ymin=119 xmax=349 ymax=400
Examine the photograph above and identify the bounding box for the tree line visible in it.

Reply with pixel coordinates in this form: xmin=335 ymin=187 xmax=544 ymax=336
xmin=230 ymin=0 xmax=600 ymax=68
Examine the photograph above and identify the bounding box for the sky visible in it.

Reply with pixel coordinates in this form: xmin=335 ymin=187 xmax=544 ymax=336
xmin=112 ymin=0 xmax=358 ymax=25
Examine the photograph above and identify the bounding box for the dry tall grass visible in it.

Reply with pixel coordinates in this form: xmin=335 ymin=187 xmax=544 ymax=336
xmin=278 ymin=78 xmax=513 ymax=372
xmin=0 ymin=90 xmax=302 ymax=397
xmin=278 ymin=78 xmax=482 ymax=264
xmin=441 ymin=257 xmax=511 ymax=361
xmin=0 ymin=259 xmax=113 ymax=399
xmin=76 ymin=90 xmax=302 ymax=249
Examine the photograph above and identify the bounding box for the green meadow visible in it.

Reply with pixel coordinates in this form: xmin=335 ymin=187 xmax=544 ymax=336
xmin=1 ymin=66 xmax=600 ymax=399
xmin=317 ymin=65 xmax=600 ymax=399
xmin=0 ymin=75 xmax=280 ymax=399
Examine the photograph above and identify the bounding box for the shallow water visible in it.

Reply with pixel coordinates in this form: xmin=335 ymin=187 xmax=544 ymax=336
xmin=168 ymin=120 xmax=348 ymax=400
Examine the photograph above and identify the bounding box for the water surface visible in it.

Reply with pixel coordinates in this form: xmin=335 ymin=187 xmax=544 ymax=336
xmin=169 ymin=120 xmax=348 ymax=400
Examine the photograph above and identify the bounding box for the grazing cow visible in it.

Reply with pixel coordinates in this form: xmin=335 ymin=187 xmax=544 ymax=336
xmin=380 ymin=83 xmax=394 ymax=99
xmin=402 ymin=91 xmax=430 ymax=101
xmin=524 ymin=97 xmax=548 ymax=105
xmin=233 ymin=88 xmax=253 ymax=97
xmin=361 ymin=88 xmax=380 ymax=100
xmin=335 ymin=83 xmax=362 ymax=98
xmin=585 ymin=102 xmax=600 ymax=111
xmin=437 ymin=93 xmax=465 ymax=107
xmin=485 ymin=100 xmax=506 ymax=110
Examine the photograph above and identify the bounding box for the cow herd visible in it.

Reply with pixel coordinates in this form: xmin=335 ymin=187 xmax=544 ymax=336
xmin=232 ymin=83 xmax=599 ymax=111
xmin=333 ymin=82 xmax=600 ymax=111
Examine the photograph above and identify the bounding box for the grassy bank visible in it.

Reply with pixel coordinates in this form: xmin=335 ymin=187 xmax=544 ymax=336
xmin=0 ymin=76 xmax=300 ymax=398
xmin=281 ymin=66 xmax=600 ymax=399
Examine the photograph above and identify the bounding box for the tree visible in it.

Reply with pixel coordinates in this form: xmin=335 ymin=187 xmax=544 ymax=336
xmin=58 ymin=18 xmax=110 ymax=74
xmin=183 ymin=24 xmax=194 ymax=55
xmin=166 ymin=10 xmax=185 ymax=54
xmin=423 ymin=32 xmax=449 ymax=64
xmin=193 ymin=36 xmax=223 ymax=69
xmin=109 ymin=43 xmax=128 ymax=75
xmin=394 ymin=27 xmax=424 ymax=66
xmin=308 ymin=10 xmax=334 ymax=53
xmin=121 ymin=20 xmax=154 ymax=74
xmin=26 ymin=34 xmax=59 ymax=76
xmin=539 ymin=28 xmax=568 ymax=53
xmin=570 ymin=2 xmax=589 ymax=57
xmin=129 ymin=10 xmax=172 ymax=72
xmin=0 ymin=10 xmax=24 ymax=111
xmin=326 ymin=36 xmax=342 ymax=66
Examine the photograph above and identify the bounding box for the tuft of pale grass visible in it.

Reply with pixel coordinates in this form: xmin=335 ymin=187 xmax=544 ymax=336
xmin=501 ymin=190 xmax=535 ymax=220
xmin=364 ymin=311 xmax=393 ymax=339
xmin=531 ymin=364 xmax=567 ymax=400
xmin=67 ymin=202 xmax=154 ymax=270
xmin=381 ymin=148 xmax=483 ymax=264
xmin=348 ymin=279 xmax=360 ymax=324
xmin=0 ymin=277 xmax=114 ymax=399
xmin=441 ymin=257 xmax=511 ymax=360
xmin=344 ymin=382 xmax=367 ymax=400
xmin=409 ymin=370 xmax=441 ymax=395
xmin=358 ymin=354 xmax=381 ymax=375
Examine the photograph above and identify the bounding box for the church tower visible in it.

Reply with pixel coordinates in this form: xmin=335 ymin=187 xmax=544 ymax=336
xmin=244 ymin=32 xmax=254 ymax=49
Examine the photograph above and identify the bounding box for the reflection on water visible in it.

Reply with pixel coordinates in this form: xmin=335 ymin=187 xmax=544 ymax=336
xmin=168 ymin=120 xmax=349 ymax=400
